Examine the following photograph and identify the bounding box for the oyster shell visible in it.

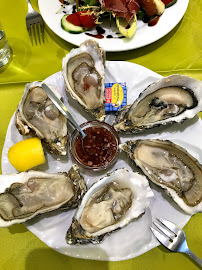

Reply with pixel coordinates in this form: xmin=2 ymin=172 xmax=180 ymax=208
xmin=119 ymin=140 xmax=202 ymax=215
xmin=62 ymin=40 xmax=105 ymax=121
xmin=66 ymin=168 xmax=153 ymax=244
xmin=15 ymin=82 xmax=68 ymax=155
xmin=114 ymin=75 xmax=202 ymax=133
xmin=0 ymin=165 xmax=86 ymax=227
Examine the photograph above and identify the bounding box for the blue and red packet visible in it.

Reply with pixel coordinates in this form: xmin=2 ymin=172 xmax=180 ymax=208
xmin=105 ymin=82 xmax=127 ymax=112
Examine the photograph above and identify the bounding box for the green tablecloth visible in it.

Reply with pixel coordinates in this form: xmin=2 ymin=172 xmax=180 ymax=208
xmin=0 ymin=0 xmax=201 ymax=269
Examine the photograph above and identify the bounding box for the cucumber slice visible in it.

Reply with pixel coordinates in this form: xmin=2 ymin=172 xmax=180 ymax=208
xmin=61 ymin=15 xmax=88 ymax=34
xmin=165 ymin=0 xmax=177 ymax=8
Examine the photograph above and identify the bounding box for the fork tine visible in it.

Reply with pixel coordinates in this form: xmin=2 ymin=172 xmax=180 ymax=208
xmin=27 ymin=26 xmax=33 ymax=45
xmin=39 ymin=23 xmax=44 ymax=43
xmin=34 ymin=24 xmax=38 ymax=46
xmin=36 ymin=23 xmax=41 ymax=45
xmin=150 ymin=227 xmax=171 ymax=249
xmin=30 ymin=25 xmax=34 ymax=45
xmin=153 ymin=221 xmax=175 ymax=240
xmin=158 ymin=218 xmax=181 ymax=235
xmin=150 ymin=227 xmax=172 ymax=250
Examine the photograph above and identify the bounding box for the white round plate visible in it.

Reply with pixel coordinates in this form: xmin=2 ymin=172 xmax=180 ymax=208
xmin=38 ymin=0 xmax=189 ymax=51
xmin=2 ymin=61 xmax=202 ymax=261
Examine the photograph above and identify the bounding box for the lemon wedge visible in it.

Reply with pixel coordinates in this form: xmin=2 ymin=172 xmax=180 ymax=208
xmin=8 ymin=137 xmax=46 ymax=172
xmin=116 ymin=15 xmax=137 ymax=38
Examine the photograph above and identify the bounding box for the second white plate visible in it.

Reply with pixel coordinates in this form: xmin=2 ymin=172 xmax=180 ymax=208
xmin=38 ymin=0 xmax=189 ymax=51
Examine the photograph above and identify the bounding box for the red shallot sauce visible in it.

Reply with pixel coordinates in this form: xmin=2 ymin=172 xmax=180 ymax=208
xmin=74 ymin=126 xmax=118 ymax=167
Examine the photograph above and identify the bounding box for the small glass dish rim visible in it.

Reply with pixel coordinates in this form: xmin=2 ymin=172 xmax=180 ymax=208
xmin=69 ymin=120 xmax=120 ymax=171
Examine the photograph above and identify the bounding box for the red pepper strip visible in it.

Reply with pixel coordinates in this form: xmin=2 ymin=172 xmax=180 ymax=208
xmin=65 ymin=11 xmax=96 ymax=28
xmin=161 ymin=0 xmax=174 ymax=5
xmin=66 ymin=12 xmax=81 ymax=26
xmin=78 ymin=11 xmax=96 ymax=28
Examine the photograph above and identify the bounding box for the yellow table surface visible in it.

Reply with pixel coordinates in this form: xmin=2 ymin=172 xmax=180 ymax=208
xmin=0 ymin=0 xmax=202 ymax=269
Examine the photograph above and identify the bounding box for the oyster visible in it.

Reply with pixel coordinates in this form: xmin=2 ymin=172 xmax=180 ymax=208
xmin=62 ymin=40 xmax=105 ymax=121
xmin=119 ymin=140 xmax=202 ymax=215
xmin=16 ymin=82 xmax=68 ymax=155
xmin=66 ymin=168 xmax=153 ymax=244
xmin=0 ymin=165 xmax=87 ymax=227
xmin=114 ymin=75 xmax=202 ymax=133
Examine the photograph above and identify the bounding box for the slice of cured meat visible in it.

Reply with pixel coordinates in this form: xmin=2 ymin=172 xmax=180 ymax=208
xmin=99 ymin=0 xmax=140 ymax=22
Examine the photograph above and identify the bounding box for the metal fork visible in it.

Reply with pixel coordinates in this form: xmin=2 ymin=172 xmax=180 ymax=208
xmin=25 ymin=0 xmax=44 ymax=45
xmin=151 ymin=218 xmax=202 ymax=267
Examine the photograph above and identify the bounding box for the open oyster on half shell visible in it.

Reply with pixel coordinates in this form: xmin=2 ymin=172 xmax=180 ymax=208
xmin=66 ymin=168 xmax=153 ymax=244
xmin=0 ymin=165 xmax=87 ymax=227
xmin=114 ymin=75 xmax=202 ymax=133
xmin=15 ymin=82 xmax=68 ymax=155
xmin=119 ymin=140 xmax=202 ymax=215
xmin=62 ymin=40 xmax=105 ymax=121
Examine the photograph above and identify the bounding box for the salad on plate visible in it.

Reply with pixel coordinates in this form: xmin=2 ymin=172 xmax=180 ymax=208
xmin=59 ymin=0 xmax=178 ymax=38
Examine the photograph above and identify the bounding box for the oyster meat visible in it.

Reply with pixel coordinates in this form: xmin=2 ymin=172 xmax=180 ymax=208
xmin=0 ymin=165 xmax=87 ymax=227
xmin=120 ymin=140 xmax=202 ymax=215
xmin=16 ymin=82 xmax=68 ymax=155
xmin=66 ymin=168 xmax=153 ymax=244
xmin=62 ymin=40 xmax=105 ymax=121
xmin=114 ymin=75 xmax=202 ymax=133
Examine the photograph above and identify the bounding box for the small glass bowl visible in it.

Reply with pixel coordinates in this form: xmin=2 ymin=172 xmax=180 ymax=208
xmin=69 ymin=121 xmax=120 ymax=171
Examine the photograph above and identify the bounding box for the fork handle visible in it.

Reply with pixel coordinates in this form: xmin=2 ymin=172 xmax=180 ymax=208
xmin=186 ymin=249 xmax=202 ymax=267
xmin=26 ymin=0 xmax=34 ymax=13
